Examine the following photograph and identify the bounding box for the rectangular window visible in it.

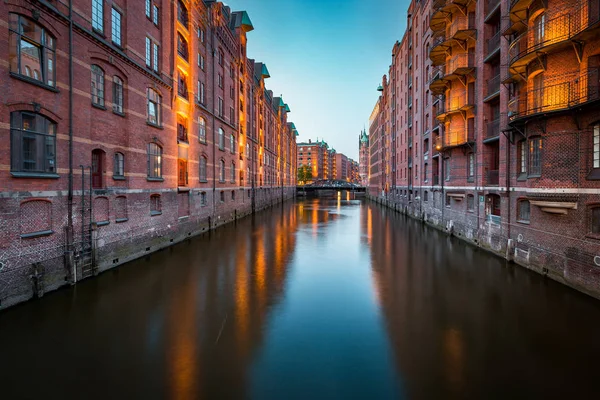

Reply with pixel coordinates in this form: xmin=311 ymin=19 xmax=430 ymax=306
xmin=10 ymin=112 xmax=56 ymax=174
xmin=111 ymin=8 xmax=121 ymax=46
xmin=153 ymin=43 xmax=159 ymax=72
xmin=467 ymin=195 xmax=474 ymax=211
xmin=200 ymin=82 xmax=205 ymax=104
xmin=444 ymin=157 xmax=451 ymax=181
xmin=218 ymin=97 xmax=224 ymax=117
xmin=92 ymin=0 xmax=104 ymax=32
xmin=114 ymin=152 xmax=124 ymax=176
xmin=145 ymin=0 xmax=151 ymax=18
xmin=468 ymin=153 xmax=474 ymax=179
xmin=230 ymin=107 xmax=235 ymax=125
xmin=152 ymin=5 xmax=159 ymax=26
xmin=145 ymin=37 xmax=151 ymax=67
xmin=218 ymin=73 xmax=223 ymax=88
xmin=518 ymin=200 xmax=530 ymax=223
xmin=231 ymin=163 xmax=235 ymax=183
xmin=445 ymin=194 xmax=451 ymax=207
xmin=200 ymin=192 xmax=207 ymax=206
xmin=199 ymin=157 xmax=207 ymax=181
xmin=518 ymin=140 xmax=527 ymax=175
xmin=529 ymin=137 xmax=542 ymax=176
xmin=592 ymin=208 xmax=600 ymax=234
xmin=147 ymin=143 xmax=162 ymax=178
xmin=113 ymin=76 xmax=123 ymax=113
xmin=594 ymin=125 xmax=599 ymax=169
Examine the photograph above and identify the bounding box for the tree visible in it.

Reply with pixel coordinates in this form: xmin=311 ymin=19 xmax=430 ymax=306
xmin=297 ymin=165 xmax=313 ymax=185
xmin=305 ymin=166 xmax=313 ymax=183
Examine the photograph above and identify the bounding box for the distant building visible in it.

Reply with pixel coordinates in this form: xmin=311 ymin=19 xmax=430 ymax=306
xmin=359 ymin=130 xmax=369 ymax=186
xmin=335 ymin=153 xmax=348 ymax=181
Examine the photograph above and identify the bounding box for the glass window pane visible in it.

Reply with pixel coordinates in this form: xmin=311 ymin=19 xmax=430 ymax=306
xmin=21 ymin=39 xmax=42 ymax=82
xmin=592 ymin=208 xmax=600 ymax=234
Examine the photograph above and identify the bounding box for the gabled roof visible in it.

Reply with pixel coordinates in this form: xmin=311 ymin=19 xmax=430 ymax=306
xmin=254 ymin=62 xmax=270 ymax=79
xmin=231 ymin=11 xmax=254 ymax=32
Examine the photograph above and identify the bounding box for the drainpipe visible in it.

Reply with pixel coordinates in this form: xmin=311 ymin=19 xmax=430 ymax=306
xmin=211 ymin=26 xmax=216 ymax=219
xmin=67 ymin=0 xmax=75 ymax=283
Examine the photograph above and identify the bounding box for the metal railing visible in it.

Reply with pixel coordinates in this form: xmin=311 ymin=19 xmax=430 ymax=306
xmin=428 ymin=65 xmax=444 ymax=84
xmin=486 ymin=118 xmax=500 ymax=139
xmin=446 ymin=53 xmax=475 ymax=74
xmin=508 ymin=68 xmax=600 ymax=120
xmin=508 ymin=7 xmax=596 ymax=65
xmin=447 ymin=15 xmax=476 ymax=38
xmin=487 ymin=74 xmax=500 ymax=98
xmin=442 ymin=126 xmax=475 ymax=148
xmin=441 ymin=91 xmax=471 ymax=115
xmin=486 ymin=31 xmax=501 ymax=56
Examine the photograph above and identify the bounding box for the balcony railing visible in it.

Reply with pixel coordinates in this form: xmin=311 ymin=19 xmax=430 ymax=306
xmin=441 ymin=126 xmax=475 ymax=148
xmin=486 ymin=31 xmax=501 ymax=56
xmin=440 ymin=91 xmax=473 ymax=116
xmin=508 ymin=68 xmax=600 ymax=121
xmin=508 ymin=8 xmax=597 ymax=66
xmin=486 ymin=169 xmax=500 ymax=185
xmin=486 ymin=74 xmax=500 ymax=98
xmin=446 ymin=53 xmax=475 ymax=75
xmin=428 ymin=65 xmax=444 ymax=84
xmin=486 ymin=118 xmax=500 ymax=139
xmin=447 ymin=15 xmax=476 ymax=39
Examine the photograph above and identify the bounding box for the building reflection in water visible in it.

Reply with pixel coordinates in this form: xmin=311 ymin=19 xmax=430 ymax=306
xmin=363 ymin=202 xmax=600 ymax=399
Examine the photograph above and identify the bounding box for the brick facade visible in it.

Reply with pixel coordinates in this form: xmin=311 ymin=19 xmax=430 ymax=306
xmin=369 ymin=0 xmax=600 ymax=299
xmin=0 ymin=0 xmax=297 ymax=310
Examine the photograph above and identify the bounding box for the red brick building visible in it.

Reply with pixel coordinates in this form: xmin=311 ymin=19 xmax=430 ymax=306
xmin=369 ymin=0 xmax=600 ymax=299
xmin=0 ymin=0 xmax=297 ymax=309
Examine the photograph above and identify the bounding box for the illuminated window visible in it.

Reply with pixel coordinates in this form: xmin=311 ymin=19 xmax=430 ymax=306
xmin=177 ymin=0 xmax=189 ymax=27
xmin=8 ymin=14 xmax=56 ymax=86
xmin=177 ymin=33 xmax=188 ymax=61
xmin=533 ymin=12 xmax=545 ymax=45
xmin=594 ymin=125 xmax=599 ymax=169
xmin=147 ymin=88 xmax=161 ymax=126
xmin=529 ymin=137 xmax=542 ymax=176
xmin=177 ymin=71 xmax=188 ymax=99
xmin=147 ymin=143 xmax=162 ymax=179
xmin=198 ymin=117 xmax=206 ymax=143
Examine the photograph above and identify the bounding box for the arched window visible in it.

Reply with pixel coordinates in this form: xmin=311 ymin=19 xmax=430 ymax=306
xmin=198 ymin=117 xmax=206 ymax=142
xmin=200 ymin=191 xmax=207 ymax=206
xmin=518 ymin=199 xmax=530 ymax=223
xmin=91 ymin=65 xmax=105 ymax=106
xmin=93 ymin=196 xmax=109 ymax=224
xmin=113 ymin=76 xmax=124 ymax=113
xmin=219 ymin=159 xmax=225 ymax=182
xmin=533 ymin=12 xmax=546 ymax=45
xmin=114 ymin=152 xmax=124 ymax=177
xmin=230 ymin=133 xmax=235 ymax=153
xmin=8 ymin=13 xmax=56 ymax=86
xmin=177 ymin=33 xmax=189 ymax=61
xmin=147 ymin=88 xmax=161 ymax=126
xmin=218 ymin=127 xmax=224 ymax=149
xmin=147 ymin=143 xmax=162 ymax=178
xmin=150 ymin=194 xmax=161 ymax=215
xmin=199 ymin=155 xmax=207 ymax=181
xmin=230 ymin=162 xmax=235 ymax=183
xmin=10 ymin=111 xmax=56 ymax=174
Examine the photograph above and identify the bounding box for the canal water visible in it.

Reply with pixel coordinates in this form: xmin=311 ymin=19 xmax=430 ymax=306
xmin=1 ymin=198 xmax=600 ymax=399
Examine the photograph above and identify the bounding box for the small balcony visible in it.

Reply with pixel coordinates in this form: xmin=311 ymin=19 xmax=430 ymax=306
xmin=508 ymin=68 xmax=600 ymax=122
xmin=445 ymin=53 xmax=476 ymax=79
xmin=485 ymin=74 xmax=500 ymax=101
xmin=437 ymin=91 xmax=474 ymax=121
xmin=436 ymin=125 xmax=475 ymax=150
xmin=485 ymin=31 xmax=501 ymax=59
xmin=507 ymin=7 xmax=600 ymax=77
xmin=429 ymin=65 xmax=448 ymax=95
xmin=485 ymin=118 xmax=500 ymax=141
xmin=430 ymin=0 xmax=475 ymax=33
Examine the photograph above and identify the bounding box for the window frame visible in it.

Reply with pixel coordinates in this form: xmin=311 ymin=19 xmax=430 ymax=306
xmin=199 ymin=155 xmax=208 ymax=182
xmin=198 ymin=117 xmax=207 ymax=143
xmin=219 ymin=159 xmax=225 ymax=183
xmin=112 ymin=76 xmax=124 ymax=114
xmin=91 ymin=64 xmax=105 ymax=107
xmin=218 ymin=127 xmax=225 ymax=150
xmin=147 ymin=143 xmax=163 ymax=179
xmin=111 ymin=7 xmax=122 ymax=46
xmin=591 ymin=206 xmax=600 ymax=235
xmin=528 ymin=137 xmax=542 ymax=177
xmin=517 ymin=199 xmax=531 ymax=224
xmin=10 ymin=111 xmax=57 ymax=176
xmin=150 ymin=194 xmax=162 ymax=216
xmin=8 ymin=14 xmax=57 ymax=88
xmin=147 ymin=88 xmax=162 ymax=127
xmin=91 ymin=0 xmax=104 ymax=33
xmin=113 ymin=152 xmax=125 ymax=178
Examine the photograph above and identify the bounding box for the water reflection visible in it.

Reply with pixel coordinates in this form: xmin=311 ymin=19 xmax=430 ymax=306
xmin=365 ymin=204 xmax=600 ymax=398
xmin=0 ymin=200 xmax=600 ymax=399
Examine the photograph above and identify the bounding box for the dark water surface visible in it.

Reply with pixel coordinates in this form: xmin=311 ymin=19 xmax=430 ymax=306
xmin=1 ymin=199 xmax=600 ymax=399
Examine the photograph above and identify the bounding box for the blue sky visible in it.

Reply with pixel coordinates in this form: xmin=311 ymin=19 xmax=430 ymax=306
xmin=224 ymin=0 xmax=409 ymax=160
